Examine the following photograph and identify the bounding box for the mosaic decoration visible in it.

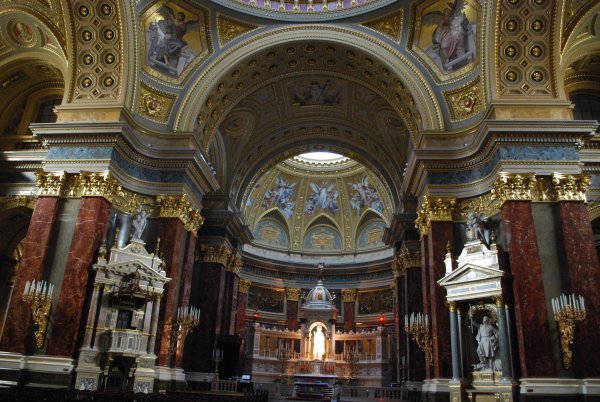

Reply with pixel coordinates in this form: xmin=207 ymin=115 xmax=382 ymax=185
xmin=358 ymin=289 xmax=394 ymax=314
xmin=349 ymin=176 xmax=384 ymax=215
xmin=143 ymin=2 xmax=209 ymax=79
xmin=414 ymin=0 xmax=479 ymax=76
xmin=262 ymin=175 xmax=296 ymax=219
xmin=303 ymin=225 xmax=342 ymax=251
xmin=247 ymin=285 xmax=284 ymax=313
xmin=290 ymin=79 xmax=341 ymax=107
xmin=254 ymin=218 xmax=289 ymax=248
xmin=306 ymin=181 xmax=339 ymax=215
xmin=356 ymin=221 xmax=386 ymax=250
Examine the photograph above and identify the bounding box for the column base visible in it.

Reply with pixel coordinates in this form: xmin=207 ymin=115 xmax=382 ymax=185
xmin=422 ymin=378 xmax=450 ymax=402
xmin=0 ymin=352 xmax=74 ymax=388
xmin=154 ymin=366 xmax=186 ymax=391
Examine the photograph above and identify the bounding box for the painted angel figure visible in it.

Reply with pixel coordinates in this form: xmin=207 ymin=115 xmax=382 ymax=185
xmin=422 ymin=0 xmax=474 ymax=72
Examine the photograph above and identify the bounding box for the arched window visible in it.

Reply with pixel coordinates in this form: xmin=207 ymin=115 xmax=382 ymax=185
xmin=34 ymin=97 xmax=61 ymax=123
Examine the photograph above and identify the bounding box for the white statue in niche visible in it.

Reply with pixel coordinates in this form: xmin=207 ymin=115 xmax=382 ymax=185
xmin=313 ymin=325 xmax=326 ymax=360
xmin=474 ymin=315 xmax=501 ymax=371
xmin=131 ymin=206 xmax=149 ymax=240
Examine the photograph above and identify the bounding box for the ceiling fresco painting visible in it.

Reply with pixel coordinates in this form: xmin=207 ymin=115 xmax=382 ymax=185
xmin=141 ymin=1 xmax=210 ymax=81
xmin=412 ymin=0 xmax=480 ymax=79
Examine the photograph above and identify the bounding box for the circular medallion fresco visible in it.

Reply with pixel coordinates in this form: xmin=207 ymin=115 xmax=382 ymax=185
xmin=9 ymin=20 xmax=35 ymax=47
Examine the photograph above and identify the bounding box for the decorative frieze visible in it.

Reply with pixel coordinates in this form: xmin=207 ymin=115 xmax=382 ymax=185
xmin=551 ymin=173 xmax=590 ymax=202
xmin=156 ymin=195 xmax=204 ymax=233
xmin=285 ymin=287 xmax=301 ymax=302
xmin=415 ymin=196 xmax=457 ymax=236
xmin=36 ymin=171 xmax=67 ymax=196
xmin=238 ymin=279 xmax=252 ymax=294
xmin=200 ymin=244 xmax=231 ymax=265
xmin=341 ymin=289 xmax=357 ymax=303
xmin=0 ymin=195 xmax=37 ymax=211
xmin=491 ymin=172 xmax=538 ymax=205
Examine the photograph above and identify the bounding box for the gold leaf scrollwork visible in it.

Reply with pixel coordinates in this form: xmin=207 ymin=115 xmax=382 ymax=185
xmin=285 ymin=287 xmax=301 ymax=302
xmin=200 ymin=244 xmax=231 ymax=265
xmin=444 ymin=76 xmax=483 ymax=121
xmin=138 ymin=83 xmax=176 ymax=123
xmin=217 ymin=14 xmax=258 ymax=45
xmin=394 ymin=245 xmax=421 ymax=277
xmin=228 ymin=255 xmax=243 ymax=275
xmin=551 ymin=173 xmax=590 ymax=202
xmin=341 ymin=288 xmax=357 ymax=303
xmin=238 ymin=279 xmax=252 ymax=294
xmin=363 ymin=12 xmax=403 ymax=40
xmin=415 ymin=196 xmax=457 ymax=236
xmin=491 ymin=172 xmax=538 ymax=205
xmin=35 ymin=171 xmax=67 ymax=196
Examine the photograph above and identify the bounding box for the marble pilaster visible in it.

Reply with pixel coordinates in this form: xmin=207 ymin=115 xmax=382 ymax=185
xmin=0 ymin=197 xmax=60 ymax=353
xmin=47 ymin=197 xmax=111 ymax=356
xmin=501 ymin=201 xmax=555 ymax=377
xmin=556 ymin=201 xmax=600 ymax=376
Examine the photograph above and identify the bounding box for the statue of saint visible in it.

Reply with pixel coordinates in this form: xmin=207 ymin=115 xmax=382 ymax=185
xmin=313 ymin=325 xmax=326 ymax=360
xmin=475 ymin=315 xmax=500 ymax=371
xmin=131 ymin=207 xmax=149 ymax=240
xmin=465 ymin=211 xmax=485 ymax=241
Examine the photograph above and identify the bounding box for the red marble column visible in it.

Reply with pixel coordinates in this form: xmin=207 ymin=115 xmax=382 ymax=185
xmin=557 ymin=202 xmax=600 ymax=377
xmin=0 ymin=197 xmax=60 ymax=353
xmin=420 ymin=234 xmax=432 ymax=379
xmin=235 ymin=281 xmax=250 ymax=337
xmin=174 ymin=232 xmax=196 ymax=368
xmin=501 ymin=201 xmax=555 ymax=377
xmin=47 ymin=197 xmax=111 ymax=356
xmin=343 ymin=300 xmax=356 ymax=332
xmin=155 ymin=218 xmax=186 ymax=367
xmin=427 ymin=221 xmax=453 ymax=379
xmin=286 ymin=298 xmax=299 ymax=331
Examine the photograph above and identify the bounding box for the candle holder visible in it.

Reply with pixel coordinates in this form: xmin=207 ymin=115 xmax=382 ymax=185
xmin=277 ymin=344 xmax=293 ymax=382
xmin=552 ymin=293 xmax=586 ymax=369
xmin=23 ymin=279 xmax=54 ymax=348
xmin=404 ymin=312 xmax=433 ymax=367
xmin=213 ymin=348 xmax=224 ymax=379
xmin=343 ymin=348 xmax=360 ymax=383
xmin=169 ymin=305 xmax=200 ymax=354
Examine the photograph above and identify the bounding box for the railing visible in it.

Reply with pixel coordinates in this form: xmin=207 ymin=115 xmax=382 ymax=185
xmin=103 ymin=329 xmax=143 ymax=354
xmin=257 ymin=349 xmax=301 ymax=359
xmin=340 ymin=386 xmax=407 ymax=401
xmin=333 ymin=353 xmax=378 ymax=361
xmin=211 ymin=379 xmax=238 ymax=393
xmin=235 ymin=0 xmax=375 ymax=13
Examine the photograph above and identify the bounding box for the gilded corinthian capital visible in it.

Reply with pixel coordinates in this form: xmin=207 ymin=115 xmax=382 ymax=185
xmin=551 ymin=173 xmax=590 ymax=202
xmin=393 ymin=246 xmax=421 ymax=277
xmin=238 ymin=279 xmax=252 ymax=294
xmin=80 ymin=171 xmax=121 ymax=200
xmin=200 ymin=244 xmax=231 ymax=265
xmin=156 ymin=194 xmax=204 ymax=233
xmin=285 ymin=287 xmax=301 ymax=301
xmin=35 ymin=171 xmax=67 ymax=196
xmin=415 ymin=196 xmax=457 ymax=236
xmin=342 ymin=288 xmax=357 ymax=303
xmin=491 ymin=172 xmax=537 ymax=204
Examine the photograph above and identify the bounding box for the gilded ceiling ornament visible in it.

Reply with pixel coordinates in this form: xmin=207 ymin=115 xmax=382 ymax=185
xmin=217 ymin=14 xmax=258 ymax=46
xmin=491 ymin=172 xmax=538 ymax=205
xmin=341 ymin=288 xmax=357 ymax=303
xmin=238 ymin=279 xmax=252 ymax=294
xmin=79 ymin=171 xmax=121 ymax=200
xmin=8 ymin=20 xmax=35 ymax=47
xmin=138 ymin=83 xmax=175 ymax=123
xmin=415 ymin=196 xmax=457 ymax=236
xmin=551 ymin=173 xmax=590 ymax=202
xmin=200 ymin=244 xmax=232 ymax=265
xmin=285 ymin=287 xmax=301 ymax=302
xmin=444 ymin=76 xmax=483 ymax=121
xmin=35 ymin=171 xmax=67 ymax=196
xmin=0 ymin=195 xmax=37 ymax=212
xmin=363 ymin=11 xmax=403 ymax=41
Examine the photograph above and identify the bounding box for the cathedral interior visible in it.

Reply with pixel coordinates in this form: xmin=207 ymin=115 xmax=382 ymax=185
xmin=0 ymin=0 xmax=599 ymax=401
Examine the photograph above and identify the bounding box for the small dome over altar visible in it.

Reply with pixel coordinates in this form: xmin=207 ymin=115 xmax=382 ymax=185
xmin=303 ymin=263 xmax=336 ymax=310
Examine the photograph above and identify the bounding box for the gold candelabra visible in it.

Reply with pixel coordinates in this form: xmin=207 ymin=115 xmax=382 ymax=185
xmin=405 ymin=312 xmax=433 ymax=367
xmin=213 ymin=348 xmax=224 ymax=379
xmin=343 ymin=348 xmax=360 ymax=383
xmin=276 ymin=344 xmax=293 ymax=382
xmin=552 ymin=293 xmax=586 ymax=369
xmin=169 ymin=305 xmax=200 ymax=354
xmin=23 ymin=279 xmax=54 ymax=348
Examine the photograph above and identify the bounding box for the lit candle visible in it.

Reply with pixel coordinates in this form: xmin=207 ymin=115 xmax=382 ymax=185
xmin=24 ymin=281 xmax=30 ymax=295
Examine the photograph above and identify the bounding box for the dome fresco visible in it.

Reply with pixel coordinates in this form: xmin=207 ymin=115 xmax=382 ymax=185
xmin=243 ymin=155 xmax=392 ymax=254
